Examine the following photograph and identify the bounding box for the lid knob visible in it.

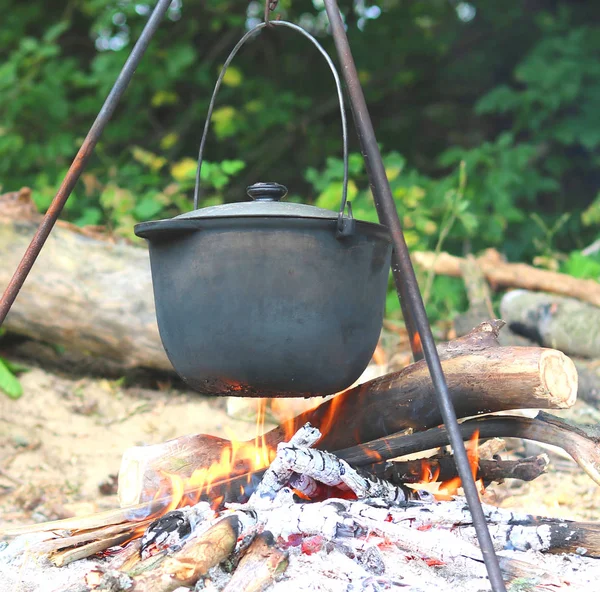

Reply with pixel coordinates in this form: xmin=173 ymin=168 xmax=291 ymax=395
xmin=246 ymin=182 xmax=288 ymax=202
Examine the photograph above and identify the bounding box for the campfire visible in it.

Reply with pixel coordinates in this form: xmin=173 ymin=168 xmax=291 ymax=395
xmin=3 ymin=320 xmax=600 ymax=591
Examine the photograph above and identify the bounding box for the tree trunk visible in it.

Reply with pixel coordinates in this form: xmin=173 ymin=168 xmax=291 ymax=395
xmin=0 ymin=193 xmax=170 ymax=371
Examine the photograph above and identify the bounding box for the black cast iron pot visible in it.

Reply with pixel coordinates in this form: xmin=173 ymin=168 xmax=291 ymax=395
xmin=134 ymin=22 xmax=393 ymax=397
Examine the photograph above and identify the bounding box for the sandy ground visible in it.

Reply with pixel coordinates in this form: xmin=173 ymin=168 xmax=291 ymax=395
xmin=0 ymin=367 xmax=276 ymax=527
xmin=1 ymin=363 xmax=600 ymax=532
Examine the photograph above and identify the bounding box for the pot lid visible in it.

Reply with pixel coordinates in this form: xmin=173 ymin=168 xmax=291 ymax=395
xmin=173 ymin=182 xmax=341 ymax=221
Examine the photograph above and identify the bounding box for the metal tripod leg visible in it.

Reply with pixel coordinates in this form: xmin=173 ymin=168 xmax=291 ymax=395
xmin=322 ymin=2 xmax=507 ymax=590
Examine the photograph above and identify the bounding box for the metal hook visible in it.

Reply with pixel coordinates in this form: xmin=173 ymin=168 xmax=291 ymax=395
xmin=264 ymin=0 xmax=279 ymax=26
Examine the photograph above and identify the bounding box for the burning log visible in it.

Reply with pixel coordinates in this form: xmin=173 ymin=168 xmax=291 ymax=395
xmin=246 ymin=424 xmax=431 ymax=507
xmin=4 ymin=410 xmax=597 ymax=565
xmin=4 ymin=494 xmax=600 ymax=591
xmin=266 ymin=321 xmax=577 ymax=452
xmin=339 ymin=412 xmax=600 ymax=487
xmin=3 ymin=424 xmax=600 ymax=592
xmin=221 ymin=532 xmax=288 ymax=592
xmin=118 ymin=321 xmax=578 ymax=507
xmin=370 ymin=453 xmax=550 ymax=486
xmin=413 ymin=248 xmax=600 ymax=308
xmin=127 ymin=514 xmax=240 ymax=592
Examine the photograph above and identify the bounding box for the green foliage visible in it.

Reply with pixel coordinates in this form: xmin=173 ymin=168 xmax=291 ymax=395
xmin=561 ymin=252 xmax=600 ymax=280
xmin=306 ymin=152 xmax=475 ymax=321
xmin=0 ymin=357 xmax=23 ymax=400
xmin=1 ymin=0 xmax=598 ymax=325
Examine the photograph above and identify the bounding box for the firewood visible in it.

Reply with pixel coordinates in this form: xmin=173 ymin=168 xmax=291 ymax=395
xmin=51 ymin=533 xmax=131 ymax=567
xmin=500 ymin=290 xmax=600 ymax=359
xmin=268 ymin=324 xmax=577 ymax=452
xmin=250 ymin=423 xmax=321 ymax=503
xmin=413 ymin=248 xmax=600 ymax=308
xmin=0 ymin=192 xmax=170 ymax=372
xmin=369 ymin=498 xmax=600 ymax=558
xmin=5 ymin=410 xmax=596 ymax=552
xmin=129 ymin=514 xmax=239 ymax=592
xmin=370 ymin=453 xmax=549 ymax=486
xmin=35 ymin=519 xmax=153 ymax=556
xmin=117 ymin=321 xmax=577 ymax=507
xmin=222 ymin=531 xmax=288 ymax=592
xmin=338 ymin=412 xmax=600 ymax=486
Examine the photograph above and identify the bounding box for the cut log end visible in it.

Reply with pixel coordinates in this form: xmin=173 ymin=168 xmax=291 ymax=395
xmin=538 ymin=349 xmax=578 ymax=408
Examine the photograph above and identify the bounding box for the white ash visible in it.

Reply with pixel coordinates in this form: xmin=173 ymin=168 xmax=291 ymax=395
xmin=251 ymin=423 xmax=321 ymax=502
xmin=0 ymin=540 xmax=101 ymax=592
xmin=3 ymin=497 xmax=600 ymax=591
xmin=250 ymin=423 xmax=424 ymax=507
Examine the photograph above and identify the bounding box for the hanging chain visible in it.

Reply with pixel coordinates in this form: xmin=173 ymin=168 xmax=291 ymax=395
xmin=264 ymin=0 xmax=279 ymax=26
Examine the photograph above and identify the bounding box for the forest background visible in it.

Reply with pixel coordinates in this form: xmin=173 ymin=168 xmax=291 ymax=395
xmin=1 ymin=0 xmax=599 ymax=324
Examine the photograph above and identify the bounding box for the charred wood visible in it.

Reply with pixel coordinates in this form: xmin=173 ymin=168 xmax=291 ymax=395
xmin=116 ymin=321 xmax=578 ymax=507
xmin=129 ymin=514 xmax=239 ymax=592
xmin=221 ymin=531 xmax=288 ymax=592
xmin=338 ymin=412 xmax=600 ymax=486
xmin=368 ymin=453 xmax=549 ymax=486
xmin=117 ymin=322 xmax=577 ymax=507
xmin=266 ymin=322 xmax=577 ymax=452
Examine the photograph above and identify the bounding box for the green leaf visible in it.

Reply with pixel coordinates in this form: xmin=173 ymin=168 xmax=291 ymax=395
xmin=134 ymin=196 xmax=164 ymax=220
xmin=561 ymin=251 xmax=600 ymax=280
xmin=582 ymin=194 xmax=600 ymax=227
xmin=3 ymin=360 xmax=30 ymax=374
xmin=75 ymin=207 xmax=103 ymax=227
xmin=43 ymin=21 xmax=69 ymax=43
xmin=0 ymin=358 xmax=23 ymax=399
xmin=220 ymin=159 xmax=245 ymax=176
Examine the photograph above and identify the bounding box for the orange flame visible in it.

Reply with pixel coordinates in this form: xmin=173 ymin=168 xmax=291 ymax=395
xmin=149 ymin=400 xmax=279 ymax=516
xmin=316 ymin=392 xmax=346 ymax=443
xmin=412 ymin=430 xmax=484 ymax=501
xmin=144 ymin=364 xmax=483 ymax=526
xmin=411 ymin=331 xmax=423 ymax=357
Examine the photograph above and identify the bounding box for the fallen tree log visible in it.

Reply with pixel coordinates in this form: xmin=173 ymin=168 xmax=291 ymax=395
xmin=575 ymin=358 xmax=600 ymax=408
xmin=500 ymin=290 xmax=600 ymax=359
xmin=116 ymin=321 xmax=578 ymax=508
xmin=0 ymin=189 xmax=170 ymax=372
xmin=413 ymin=248 xmax=600 ymax=308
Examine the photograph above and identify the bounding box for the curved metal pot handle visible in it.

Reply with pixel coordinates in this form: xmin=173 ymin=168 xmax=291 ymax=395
xmin=193 ymin=21 xmax=351 ymax=236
